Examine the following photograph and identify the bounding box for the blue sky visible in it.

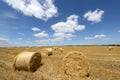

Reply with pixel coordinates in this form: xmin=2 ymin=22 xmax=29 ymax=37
xmin=0 ymin=0 xmax=120 ymax=47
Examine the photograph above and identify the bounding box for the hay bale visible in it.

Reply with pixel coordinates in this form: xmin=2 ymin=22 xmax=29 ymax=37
xmin=13 ymin=52 xmax=41 ymax=72
xmin=59 ymin=48 xmax=63 ymax=53
xmin=41 ymin=48 xmax=53 ymax=56
xmin=53 ymin=47 xmax=59 ymax=50
xmin=108 ymin=46 xmax=114 ymax=51
xmin=62 ymin=51 xmax=89 ymax=77
xmin=53 ymin=47 xmax=63 ymax=53
xmin=46 ymin=48 xmax=53 ymax=56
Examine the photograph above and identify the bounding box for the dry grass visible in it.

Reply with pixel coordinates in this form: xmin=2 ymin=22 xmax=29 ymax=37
xmin=0 ymin=46 xmax=120 ymax=80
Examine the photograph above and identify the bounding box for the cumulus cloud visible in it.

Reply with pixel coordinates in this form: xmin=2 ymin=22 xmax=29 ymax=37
xmin=35 ymin=15 xmax=85 ymax=45
xmin=34 ymin=31 xmax=48 ymax=38
xmin=18 ymin=32 xmax=24 ymax=35
xmin=50 ymin=14 xmax=86 ymax=41
xmin=53 ymin=32 xmax=76 ymax=40
xmin=51 ymin=14 xmax=85 ymax=33
xmin=85 ymin=34 xmax=107 ymax=40
xmin=0 ymin=37 xmax=11 ymax=44
xmin=4 ymin=0 xmax=58 ymax=21
xmin=32 ymin=27 xmax=40 ymax=31
xmin=84 ymin=9 xmax=104 ymax=23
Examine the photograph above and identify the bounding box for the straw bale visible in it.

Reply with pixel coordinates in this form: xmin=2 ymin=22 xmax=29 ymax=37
xmin=46 ymin=48 xmax=53 ymax=56
xmin=108 ymin=46 xmax=114 ymax=51
xmin=59 ymin=48 xmax=63 ymax=53
xmin=13 ymin=52 xmax=41 ymax=72
xmin=53 ymin=47 xmax=63 ymax=54
xmin=53 ymin=47 xmax=59 ymax=50
xmin=62 ymin=51 xmax=89 ymax=77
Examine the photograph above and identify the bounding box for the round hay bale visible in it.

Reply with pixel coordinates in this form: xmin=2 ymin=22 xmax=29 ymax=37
xmin=46 ymin=48 xmax=53 ymax=56
xmin=53 ymin=47 xmax=63 ymax=54
xmin=13 ymin=52 xmax=41 ymax=72
xmin=62 ymin=51 xmax=89 ymax=77
xmin=108 ymin=46 xmax=114 ymax=51
xmin=53 ymin=47 xmax=59 ymax=50
xmin=59 ymin=48 xmax=63 ymax=53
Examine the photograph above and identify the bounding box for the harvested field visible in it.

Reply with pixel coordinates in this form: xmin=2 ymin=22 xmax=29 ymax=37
xmin=0 ymin=46 xmax=120 ymax=80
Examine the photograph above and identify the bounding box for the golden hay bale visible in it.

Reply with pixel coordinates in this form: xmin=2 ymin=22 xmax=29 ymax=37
xmin=59 ymin=48 xmax=63 ymax=53
xmin=108 ymin=46 xmax=114 ymax=51
xmin=53 ymin=47 xmax=63 ymax=54
xmin=13 ymin=52 xmax=41 ymax=72
xmin=46 ymin=48 xmax=53 ymax=56
xmin=53 ymin=47 xmax=59 ymax=50
xmin=62 ymin=51 xmax=89 ymax=77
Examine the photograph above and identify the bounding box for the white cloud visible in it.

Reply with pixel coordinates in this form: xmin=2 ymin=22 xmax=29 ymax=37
xmin=4 ymin=0 xmax=58 ymax=21
xmin=84 ymin=9 xmax=104 ymax=23
xmin=36 ymin=15 xmax=85 ymax=45
xmin=32 ymin=27 xmax=40 ymax=31
xmin=51 ymin=14 xmax=85 ymax=33
xmin=75 ymin=25 xmax=86 ymax=31
xmin=2 ymin=12 xmax=17 ymax=19
xmin=34 ymin=31 xmax=48 ymax=38
xmin=17 ymin=38 xmax=22 ymax=40
xmin=51 ymin=14 xmax=85 ymax=41
xmin=51 ymin=37 xmax=64 ymax=42
xmin=94 ymin=34 xmax=106 ymax=38
xmin=118 ymin=30 xmax=120 ymax=32
xmin=36 ymin=37 xmax=64 ymax=45
xmin=85 ymin=34 xmax=107 ymax=40
xmin=36 ymin=39 xmax=51 ymax=44
xmin=18 ymin=32 xmax=24 ymax=35
xmin=0 ymin=37 xmax=11 ymax=43
xmin=53 ymin=32 xmax=76 ymax=40
xmin=35 ymin=32 xmax=75 ymax=45
xmin=36 ymin=32 xmax=75 ymax=44
xmin=0 ymin=37 xmax=12 ymax=47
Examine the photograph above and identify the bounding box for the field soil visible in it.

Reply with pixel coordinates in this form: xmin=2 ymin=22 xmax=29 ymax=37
xmin=0 ymin=46 xmax=120 ymax=80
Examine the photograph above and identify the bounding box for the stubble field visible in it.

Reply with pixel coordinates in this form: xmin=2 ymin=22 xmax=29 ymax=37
xmin=0 ymin=46 xmax=120 ymax=80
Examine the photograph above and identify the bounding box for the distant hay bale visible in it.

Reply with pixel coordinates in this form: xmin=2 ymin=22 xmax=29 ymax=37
xmin=53 ymin=47 xmax=63 ymax=53
xmin=62 ymin=51 xmax=89 ymax=77
xmin=59 ymin=48 xmax=63 ymax=53
xmin=13 ymin=52 xmax=41 ymax=72
xmin=46 ymin=48 xmax=53 ymax=56
xmin=53 ymin=47 xmax=59 ymax=50
xmin=41 ymin=48 xmax=53 ymax=56
xmin=108 ymin=46 xmax=114 ymax=51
